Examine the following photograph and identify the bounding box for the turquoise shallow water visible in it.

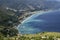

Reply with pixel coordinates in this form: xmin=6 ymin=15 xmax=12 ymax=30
xmin=18 ymin=10 xmax=60 ymax=34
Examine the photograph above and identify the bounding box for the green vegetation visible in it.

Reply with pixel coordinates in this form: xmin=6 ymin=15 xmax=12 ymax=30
xmin=0 ymin=32 xmax=60 ymax=40
xmin=0 ymin=8 xmax=19 ymax=37
xmin=0 ymin=8 xmax=60 ymax=40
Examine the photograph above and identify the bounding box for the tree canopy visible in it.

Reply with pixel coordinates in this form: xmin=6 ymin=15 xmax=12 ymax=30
xmin=0 ymin=8 xmax=19 ymax=37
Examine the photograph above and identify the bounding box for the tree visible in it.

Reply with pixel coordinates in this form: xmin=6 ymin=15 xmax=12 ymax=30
xmin=0 ymin=9 xmax=19 ymax=37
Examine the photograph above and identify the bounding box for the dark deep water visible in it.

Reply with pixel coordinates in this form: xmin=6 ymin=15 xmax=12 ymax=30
xmin=18 ymin=10 xmax=60 ymax=34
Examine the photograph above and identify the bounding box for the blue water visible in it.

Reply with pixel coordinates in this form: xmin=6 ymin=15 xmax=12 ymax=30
xmin=18 ymin=10 xmax=60 ymax=34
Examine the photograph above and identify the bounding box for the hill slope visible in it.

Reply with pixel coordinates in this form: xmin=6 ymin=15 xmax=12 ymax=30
xmin=0 ymin=0 xmax=60 ymax=11
xmin=0 ymin=32 xmax=60 ymax=40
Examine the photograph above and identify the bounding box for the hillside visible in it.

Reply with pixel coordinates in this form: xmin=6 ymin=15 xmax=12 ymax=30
xmin=0 ymin=0 xmax=60 ymax=11
xmin=0 ymin=0 xmax=60 ymax=40
xmin=0 ymin=32 xmax=60 ymax=40
xmin=0 ymin=8 xmax=19 ymax=37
